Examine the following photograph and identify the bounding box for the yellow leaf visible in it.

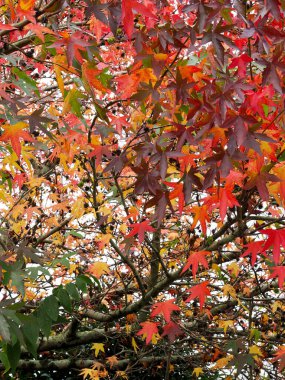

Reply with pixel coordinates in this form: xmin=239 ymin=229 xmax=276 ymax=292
xmin=151 ymin=332 xmax=160 ymax=345
xmin=132 ymin=337 xmax=139 ymax=354
xmin=222 ymin=284 xmax=237 ymax=299
xmin=192 ymin=367 xmax=203 ymax=377
xmin=272 ymin=300 xmax=283 ymax=312
xmin=79 ymin=368 xmax=104 ymax=380
xmin=249 ymin=345 xmax=263 ymax=357
xmin=91 ymin=343 xmax=105 ymax=357
xmin=219 ymin=320 xmax=234 ymax=334
xmin=88 ymin=262 xmax=110 ymax=278
xmin=115 ymin=371 xmax=128 ymax=379
xmin=71 ymin=198 xmax=86 ymax=219
xmin=227 ymin=262 xmax=240 ymax=277
xmin=213 ymin=355 xmax=233 ymax=369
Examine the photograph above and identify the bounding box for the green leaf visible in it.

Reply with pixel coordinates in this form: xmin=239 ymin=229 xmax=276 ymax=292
xmin=66 ymin=282 xmax=80 ymax=301
xmin=0 ymin=351 xmax=10 ymax=373
xmin=0 ymin=315 xmax=11 ymax=342
xmin=37 ymin=306 xmax=53 ymax=337
xmin=94 ymin=102 xmax=109 ymax=123
xmin=56 ymin=288 xmax=72 ymax=312
xmin=75 ymin=274 xmax=93 ymax=293
xmin=12 ymin=68 xmax=40 ymax=97
xmin=10 ymin=271 xmax=25 ymax=296
xmin=66 ymin=230 xmax=84 ymax=238
xmin=6 ymin=340 xmax=21 ymax=372
xmin=22 ymin=318 xmax=40 ymax=358
xmin=42 ymin=295 xmax=59 ymax=321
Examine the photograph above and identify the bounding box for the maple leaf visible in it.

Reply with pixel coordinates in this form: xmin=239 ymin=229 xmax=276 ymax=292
xmin=0 ymin=122 xmax=34 ymax=157
xmin=91 ymin=343 xmax=105 ymax=357
xmin=126 ymin=219 xmax=155 ymax=243
xmin=88 ymin=262 xmax=110 ymax=278
xmin=229 ymin=54 xmax=253 ymax=78
xmin=164 ymin=181 xmax=184 ymax=214
xmin=190 ymin=205 xmax=210 ymax=235
xmin=260 ymin=229 xmax=285 ymax=264
xmin=18 ymin=0 xmax=35 ymax=11
xmin=137 ymin=321 xmax=159 ymax=345
xmin=106 ymin=355 xmax=118 ymax=368
xmin=273 ymin=346 xmax=285 ymax=372
xmin=122 ymin=0 xmax=157 ymax=39
xmin=151 ymin=299 xmax=180 ymax=323
xmin=268 ymin=266 xmax=285 ymax=289
xmin=219 ymin=187 xmax=240 ymax=221
xmin=185 ymin=281 xmax=211 ymax=310
xmin=161 ymin=321 xmax=183 ymax=343
xmin=241 ymin=241 xmax=266 ymax=266
xmin=182 ymin=251 xmax=210 ymax=278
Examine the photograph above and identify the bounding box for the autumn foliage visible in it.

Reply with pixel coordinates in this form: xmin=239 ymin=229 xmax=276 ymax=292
xmin=0 ymin=0 xmax=285 ymax=379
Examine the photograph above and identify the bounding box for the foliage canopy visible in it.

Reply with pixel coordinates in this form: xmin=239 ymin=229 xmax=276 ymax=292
xmin=0 ymin=0 xmax=285 ymax=379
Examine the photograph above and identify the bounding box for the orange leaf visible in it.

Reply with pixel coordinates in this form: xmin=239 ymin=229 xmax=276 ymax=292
xmin=0 ymin=122 xmax=34 ymax=157
xmin=88 ymin=262 xmax=110 ymax=278
xmin=18 ymin=0 xmax=35 ymax=11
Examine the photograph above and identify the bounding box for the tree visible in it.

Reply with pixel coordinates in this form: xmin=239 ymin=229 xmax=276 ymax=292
xmin=0 ymin=0 xmax=284 ymax=378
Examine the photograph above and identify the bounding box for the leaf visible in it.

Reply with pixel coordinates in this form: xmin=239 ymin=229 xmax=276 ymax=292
xmin=137 ymin=321 xmax=159 ymax=345
xmin=131 ymin=337 xmax=139 ymax=354
xmin=0 ymin=122 xmax=34 ymax=157
xmin=192 ymin=367 xmax=203 ymax=377
xmin=185 ymin=281 xmax=211 ymax=310
xmin=18 ymin=0 xmax=35 ymax=11
xmin=107 ymin=355 xmax=119 ymax=368
xmin=0 ymin=314 xmax=11 ymax=342
xmin=151 ymin=299 xmax=180 ymax=323
xmin=268 ymin=266 xmax=285 ymax=289
xmin=218 ymin=187 xmax=240 ymax=221
xmin=213 ymin=355 xmax=233 ymax=369
xmin=161 ymin=321 xmax=183 ymax=343
xmin=88 ymin=262 xmax=110 ymax=278
xmin=241 ymin=241 xmax=265 ymax=266
xmin=190 ymin=205 xmax=210 ymax=235
xmin=273 ymin=346 xmax=285 ymax=372
xmin=126 ymin=219 xmax=155 ymax=243
xmin=228 ymin=54 xmax=253 ymax=78
xmin=249 ymin=345 xmax=263 ymax=358
xmin=182 ymin=250 xmax=210 ymax=278
xmin=260 ymin=229 xmax=285 ymax=264
xmin=42 ymin=295 xmax=59 ymax=321
xmin=92 ymin=343 xmax=105 ymax=357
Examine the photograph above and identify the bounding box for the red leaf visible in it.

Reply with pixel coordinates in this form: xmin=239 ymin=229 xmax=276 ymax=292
xmin=182 ymin=251 xmax=210 ymax=278
xmin=228 ymin=54 xmax=253 ymax=78
xmin=241 ymin=241 xmax=266 ymax=266
xmin=126 ymin=219 xmax=155 ymax=243
xmin=137 ymin=321 xmax=158 ymax=344
xmin=185 ymin=281 xmax=211 ymax=310
xmin=122 ymin=0 xmax=157 ymax=39
xmin=161 ymin=321 xmax=183 ymax=343
xmin=122 ymin=0 xmax=134 ymax=39
xmin=268 ymin=266 xmax=285 ymax=289
xmin=260 ymin=229 xmax=285 ymax=264
xmin=219 ymin=187 xmax=240 ymax=221
xmin=151 ymin=299 xmax=180 ymax=323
